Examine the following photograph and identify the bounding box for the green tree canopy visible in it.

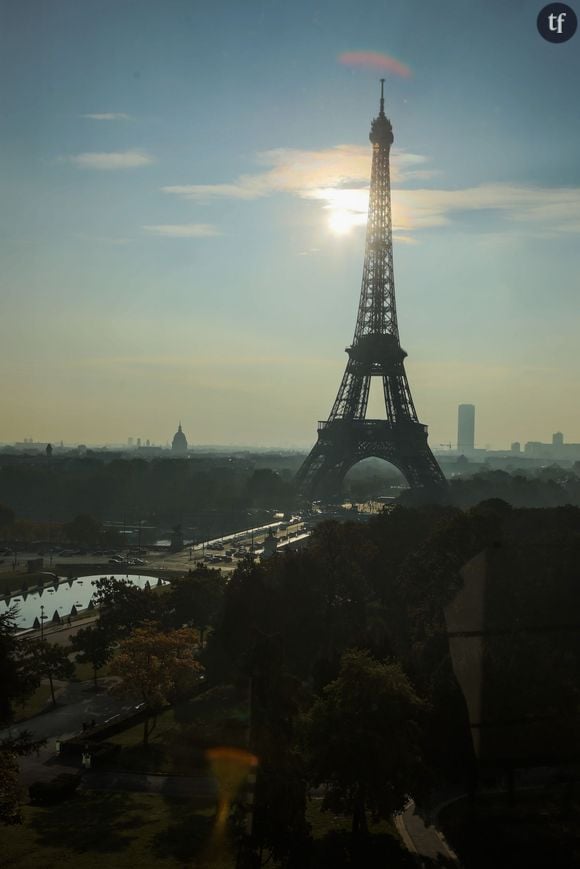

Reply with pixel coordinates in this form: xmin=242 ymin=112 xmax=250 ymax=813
xmin=27 ymin=640 xmax=74 ymax=707
xmin=111 ymin=624 xmax=203 ymax=746
xmin=164 ymin=567 xmax=225 ymax=646
xmin=301 ymin=649 xmax=428 ymax=836
xmin=69 ymin=624 xmax=113 ymax=687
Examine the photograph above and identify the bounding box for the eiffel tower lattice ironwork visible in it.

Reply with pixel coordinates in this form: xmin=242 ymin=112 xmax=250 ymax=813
xmin=296 ymin=82 xmax=446 ymax=501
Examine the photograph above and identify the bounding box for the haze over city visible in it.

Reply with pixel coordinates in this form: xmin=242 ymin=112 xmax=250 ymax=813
xmin=2 ymin=0 xmax=580 ymax=449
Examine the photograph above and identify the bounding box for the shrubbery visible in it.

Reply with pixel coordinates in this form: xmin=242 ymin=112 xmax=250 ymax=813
xmin=29 ymin=773 xmax=81 ymax=805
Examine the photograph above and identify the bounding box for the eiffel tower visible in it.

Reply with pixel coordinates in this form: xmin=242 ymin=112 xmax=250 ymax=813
xmin=297 ymin=82 xmax=446 ymax=501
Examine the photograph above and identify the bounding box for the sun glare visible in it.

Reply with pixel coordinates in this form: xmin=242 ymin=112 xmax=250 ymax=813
xmin=329 ymin=209 xmax=356 ymax=235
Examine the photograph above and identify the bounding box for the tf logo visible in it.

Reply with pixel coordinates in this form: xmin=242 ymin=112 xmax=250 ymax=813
xmin=537 ymin=3 xmax=578 ymax=42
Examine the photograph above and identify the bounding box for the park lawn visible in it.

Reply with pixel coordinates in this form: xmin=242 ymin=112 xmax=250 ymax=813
xmin=1 ymin=792 xmax=236 ymax=868
xmin=72 ymin=657 xmax=113 ymax=683
xmin=306 ymin=797 xmax=399 ymax=838
xmin=109 ymin=685 xmax=249 ymax=775
xmin=13 ymin=682 xmax=54 ymax=722
xmin=302 ymin=800 xmax=414 ymax=868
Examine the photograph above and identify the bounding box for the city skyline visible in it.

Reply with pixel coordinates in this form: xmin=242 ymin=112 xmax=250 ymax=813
xmin=2 ymin=1 xmax=580 ymax=450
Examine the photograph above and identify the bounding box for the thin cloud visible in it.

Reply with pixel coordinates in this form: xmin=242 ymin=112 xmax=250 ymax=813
xmin=143 ymin=224 xmax=221 ymax=238
xmin=67 ymin=150 xmax=154 ymax=170
xmin=163 ymin=145 xmax=580 ymax=239
xmin=162 ymin=145 xmax=433 ymax=202
xmin=393 ymin=184 xmax=580 ymax=233
xmin=80 ymin=113 xmax=133 ymax=121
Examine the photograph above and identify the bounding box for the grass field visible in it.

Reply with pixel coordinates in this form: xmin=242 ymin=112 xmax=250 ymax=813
xmin=1 ymin=792 xmax=236 ymax=869
xmin=13 ymin=682 xmax=54 ymax=722
xmin=1 ymin=793 xmax=414 ymax=869
xmin=108 ymin=685 xmax=249 ymax=775
xmin=305 ymin=799 xmax=414 ymax=868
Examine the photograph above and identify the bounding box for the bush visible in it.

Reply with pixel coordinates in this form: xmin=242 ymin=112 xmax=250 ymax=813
xmin=29 ymin=773 xmax=81 ymax=805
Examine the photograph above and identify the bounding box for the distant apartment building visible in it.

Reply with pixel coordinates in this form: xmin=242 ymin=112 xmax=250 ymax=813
xmin=524 ymin=433 xmax=580 ymax=461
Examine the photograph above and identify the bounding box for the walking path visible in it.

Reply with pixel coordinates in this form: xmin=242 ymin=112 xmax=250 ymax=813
xmin=395 ymin=798 xmax=460 ymax=867
xmin=1 ymin=679 xmax=137 ymax=787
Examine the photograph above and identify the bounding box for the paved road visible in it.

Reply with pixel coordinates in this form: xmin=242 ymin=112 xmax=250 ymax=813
xmin=1 ymin=679 xmax=137 ymax=786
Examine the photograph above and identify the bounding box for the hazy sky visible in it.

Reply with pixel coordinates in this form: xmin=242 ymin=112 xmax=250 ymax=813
xmin=2 ymin=0 xmax=579 ymax=449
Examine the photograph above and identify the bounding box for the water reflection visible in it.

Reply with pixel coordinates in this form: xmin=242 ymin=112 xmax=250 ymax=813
xmin=0 ymin=574 xmax=164 ymax=629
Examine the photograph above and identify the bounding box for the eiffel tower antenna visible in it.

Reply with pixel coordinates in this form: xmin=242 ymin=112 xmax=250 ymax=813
xmin=296 ymin=83 xmax=446 ymax=501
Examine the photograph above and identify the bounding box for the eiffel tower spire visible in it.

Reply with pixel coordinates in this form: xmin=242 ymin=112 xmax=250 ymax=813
xmin=296 ymin=83 xmax=446 ymax=500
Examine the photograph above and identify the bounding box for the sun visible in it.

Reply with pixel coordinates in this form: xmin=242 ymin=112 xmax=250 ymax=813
xmin=329 ymin=209 xmax=357 ymax=235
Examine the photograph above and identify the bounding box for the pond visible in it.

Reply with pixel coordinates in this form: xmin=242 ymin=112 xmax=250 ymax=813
xmin=0 ymin=574 xmax=165 ymax=630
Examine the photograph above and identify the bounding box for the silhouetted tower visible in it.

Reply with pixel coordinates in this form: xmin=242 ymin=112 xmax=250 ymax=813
xmin=457 ymin=404 xmax=475 ymax=453
xmin=296 ymin=82 xmax=446 ymax=500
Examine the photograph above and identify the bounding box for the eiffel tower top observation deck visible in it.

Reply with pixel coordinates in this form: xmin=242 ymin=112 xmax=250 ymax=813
xmin=296 ymin=82 xmax=446 ymax=500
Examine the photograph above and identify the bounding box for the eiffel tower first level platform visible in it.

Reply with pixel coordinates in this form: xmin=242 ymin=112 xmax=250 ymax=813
xmin=296 ymin=82 xmax=447 ymax=502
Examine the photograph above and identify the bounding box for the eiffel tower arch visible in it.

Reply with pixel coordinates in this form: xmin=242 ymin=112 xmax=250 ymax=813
xmin=296 ymin=82 xmax=446 ymax=502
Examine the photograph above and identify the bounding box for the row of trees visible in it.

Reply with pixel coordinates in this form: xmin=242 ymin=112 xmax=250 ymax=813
xmin=0 ymin=509 xmax=123 ymax=546
xmin=0 ymin=459 xmax=296 ymax=523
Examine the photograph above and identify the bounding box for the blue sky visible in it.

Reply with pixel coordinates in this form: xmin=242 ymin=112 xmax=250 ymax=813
xmin=1 ymin=0 xmax=579 ymax=448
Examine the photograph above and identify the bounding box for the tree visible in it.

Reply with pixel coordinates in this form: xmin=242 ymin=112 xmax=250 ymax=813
xmin=63 ymin=513 xmax=102 ymax=545
xmin=165 ymin=567 xmax=225 ymax=646
xmin=27 ymin=640 xmax=75 ymax=706
xmin=0 ymin=503 xmax=14 ymax=530
xmin=92 ymin=575 xmax=163 ymax=639
xmin=0 ymin=611 xmax=45 ymax=824
xmin=301 ymin=649 xmax=428 ymax=837
xmin=247 ymin=634 xmax=310 ymax=868
xmin=69 ymin=625 xmax=113 ymax=687
xmin=110 ymin=625 xmax=203 ymax=747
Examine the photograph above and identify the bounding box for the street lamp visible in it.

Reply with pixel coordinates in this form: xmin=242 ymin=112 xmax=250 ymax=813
xmin=40 ymin=604 xmax=45 ymax=640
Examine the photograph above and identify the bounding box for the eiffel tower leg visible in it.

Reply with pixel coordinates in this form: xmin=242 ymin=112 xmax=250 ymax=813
xmin=295 ymin=438 xmax=346 ymax=501
xmin=397 ymin=450 xmax=447 ymax=495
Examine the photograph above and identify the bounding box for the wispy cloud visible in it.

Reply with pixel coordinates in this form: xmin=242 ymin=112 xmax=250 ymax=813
xmin=80 ymin=113 xmax=133 ymax=121
xmin=163 ymin=145 xmax=580 ymax=239
xmin=67 ymin=150 xmax=154 ymax=170
xmin=162 ymin=146 xmax=433 ymax=203
xmin=75 ymin=233 xmax=131 ymax=245
xmin=143 ymin=224 xmax=221 ymax=238
xmin=393 ymin=184 xmax=580 ymax=234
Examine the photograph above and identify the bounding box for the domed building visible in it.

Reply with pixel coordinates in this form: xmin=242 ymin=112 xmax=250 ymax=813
xmin=171 ymin=422 xmax=188 ymax=455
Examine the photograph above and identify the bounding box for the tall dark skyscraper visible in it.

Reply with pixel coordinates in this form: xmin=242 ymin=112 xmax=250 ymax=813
xmin=457 ymin=404 xmax=475 ymax=452
xmin=296 ymin=83 xmax=446 ymax=500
